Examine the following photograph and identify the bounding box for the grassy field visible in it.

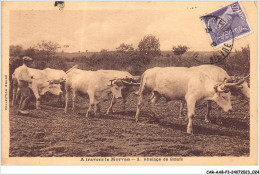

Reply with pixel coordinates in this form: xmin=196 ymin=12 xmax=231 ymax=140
xmin=9 ymin=92 xmax=249 ymax=157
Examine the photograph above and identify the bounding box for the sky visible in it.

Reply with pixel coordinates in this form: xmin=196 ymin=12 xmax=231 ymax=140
xmin=10 ymin=2 xmax=252 ymax=53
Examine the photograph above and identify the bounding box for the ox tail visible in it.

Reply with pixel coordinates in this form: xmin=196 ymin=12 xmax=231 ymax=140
xmin=134 ymin=73 xmax=145 ymax=96
xmin=66 ymin=65 xmax=79 ymax=74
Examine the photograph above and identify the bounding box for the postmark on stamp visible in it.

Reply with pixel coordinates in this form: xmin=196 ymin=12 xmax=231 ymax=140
xmin=193 ymin=13 xmax=235 ymax=64
xmin=201 ymin=1 xmax=251 ymax=47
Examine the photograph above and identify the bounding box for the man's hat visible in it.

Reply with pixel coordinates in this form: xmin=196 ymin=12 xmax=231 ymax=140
xmin=23 ymin=56 xmax=33 ymax=61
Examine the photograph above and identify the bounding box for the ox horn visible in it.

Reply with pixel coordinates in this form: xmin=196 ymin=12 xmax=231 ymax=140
xmin=48 ymin=79 xmax=64 ymax=84
xmin=216 ymin=78 xmax=246 ymax=92
xmin=226 ymin=74 xmax=249 ymax=83
xmin=132 ymin=76 xmax=141 ymax=80
xmin=66 ymin=65 xmax=79 ymax=74
xmin=121 ymin=79 xmax=141 ymax=85
xmin=223 ymin=78 xmax=246 ymax=88
xmin=237 ymin=74 xmax=250 ymax=80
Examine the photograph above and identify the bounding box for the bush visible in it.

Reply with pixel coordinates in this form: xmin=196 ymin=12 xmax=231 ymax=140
xmin=138 ymin=35 xmax=161 ymax=57
xmin=172 ymin=45 xmax=189 ymax=55
xmin=46 ymin=56 xmax=69 ymax=71
xmin=217 ymin=45 xmax=250 ymax=76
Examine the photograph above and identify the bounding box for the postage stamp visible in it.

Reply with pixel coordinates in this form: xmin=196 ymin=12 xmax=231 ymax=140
xmin=201 ymin=1 xmax=252 ymax=47
xmin=1 ymin=1 xmax=258 ymax=171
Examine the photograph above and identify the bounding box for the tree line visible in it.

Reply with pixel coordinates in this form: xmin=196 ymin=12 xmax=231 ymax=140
xmin=10 ymin=35 xmax=190 ymax=61
xmin=9 ymin=34 xmax=249 ymax=77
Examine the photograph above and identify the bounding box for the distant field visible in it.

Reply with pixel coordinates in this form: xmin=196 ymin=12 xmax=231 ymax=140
xmin=55 ymin=51 xmax=96 ymax=59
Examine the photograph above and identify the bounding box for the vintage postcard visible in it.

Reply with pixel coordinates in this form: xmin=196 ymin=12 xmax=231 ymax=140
xmin=1 ymin=1 xmax=258 ymax=166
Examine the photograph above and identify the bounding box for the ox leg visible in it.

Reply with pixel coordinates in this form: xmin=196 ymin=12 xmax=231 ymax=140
xmin=106 ymin=95 xmax=116 ymax=115
xmin=94 ymin=102 xmax=101 ymax=117
xmin=72 ymin=90 xmax=76 ymax=112
xmin=86 ymin=93 xmax=95 ymax=118
xmin=121 ymin=88 xmax=130 ymax=113
xmin=64 ymin=87 xmax=70 ymax=113
xmin=205 ymin=101 xmax=211 ymax=123
xmin=57 ymin=94 xmax=61 ymax=106
xmin=86 ymin=104 xmax=94 ymax=118
xmin=179 ymin=100 xmax=185 ymax=118
xmin=186 ymin=96 xmax=196 ymax=134
xmin=150 ymin=91 xmax=160 ymax=120
xmin=135 ymin=93 xmax=144 ymax=122
xmin=36 ymin=99 xmax=41 ymax=109
xmin=30 ymin=85 xmax=40 ymax=109
xmin=215 ymin=107 xmax=222 ymax=124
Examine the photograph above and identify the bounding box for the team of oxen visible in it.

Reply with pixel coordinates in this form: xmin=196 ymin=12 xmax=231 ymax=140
xmin=11 ymin=63 xmax=250 ymax=134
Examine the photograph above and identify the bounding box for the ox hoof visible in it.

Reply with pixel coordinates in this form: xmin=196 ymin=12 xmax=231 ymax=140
xmin=178 ymin=115 xmax=184 ymax=119
xmin=187 ymin=128 xmax=193 ymax=135
xmin=205 ymin=119 xmax=210 ymax=123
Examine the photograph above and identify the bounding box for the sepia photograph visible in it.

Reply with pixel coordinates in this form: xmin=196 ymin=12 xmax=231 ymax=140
xmin=1 ymin=1 xmax=258 ymax=166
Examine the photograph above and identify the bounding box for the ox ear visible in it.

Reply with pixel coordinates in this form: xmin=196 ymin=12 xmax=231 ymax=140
xmin=107 ymin=79 xmax=114 ymax=87
xmin=214 ymin=84 xmax=230 ymax=93
xmin=112 ymin=80 xmax=125 ymax=87
xmin=108 ymin=79 xmax=125 ymax=87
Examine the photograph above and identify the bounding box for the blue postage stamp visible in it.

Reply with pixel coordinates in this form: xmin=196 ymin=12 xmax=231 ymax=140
xmin=201 ymin=1 xmax=252 ymax=47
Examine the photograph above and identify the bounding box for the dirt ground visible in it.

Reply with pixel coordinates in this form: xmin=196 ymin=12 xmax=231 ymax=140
xmin=9 ymin=93 xmax=249 ymax=157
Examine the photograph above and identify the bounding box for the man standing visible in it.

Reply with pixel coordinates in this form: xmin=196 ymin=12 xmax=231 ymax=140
xmin=12 ymin=56 xmax=33 ymax=114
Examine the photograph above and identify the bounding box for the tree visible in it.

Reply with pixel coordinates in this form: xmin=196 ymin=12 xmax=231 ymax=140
xmin=138 ymin=35 xmax=161 ymax=56
xmin=172 ymin=45 xmax=190 ymax=55
xmin=116 ymin=43 xmax=134 ymax=54
xmin=10 ymin=45 xmax=23 ymax=57
xmin=36 ymin=40 xmax=60 ymax=62
xmin=100 ymin=49 xmax=108 ymax=53
xmin=22 ymin=47 xmax=36 ymax=58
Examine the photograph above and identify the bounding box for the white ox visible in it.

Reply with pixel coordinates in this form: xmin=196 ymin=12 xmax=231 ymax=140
xmin=135 ymin=67 xmax=244 ymax=134
xmin=65 ymin=68 xmax=138 ymax=117
xmin=12 ymin=67 xmax=66 ymax=109
xmin=178 ymin=65 xmax=250 ymax=122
